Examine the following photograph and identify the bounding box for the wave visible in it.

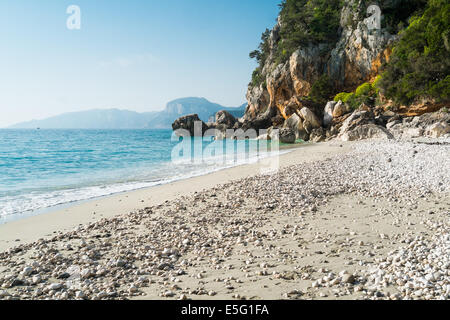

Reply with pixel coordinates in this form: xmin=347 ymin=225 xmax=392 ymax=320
xmin=0 ymin=148 xmax=290 ymax=224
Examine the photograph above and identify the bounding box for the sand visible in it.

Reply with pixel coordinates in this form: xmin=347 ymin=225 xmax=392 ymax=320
xmin=0 ymin=139 xmax=448 ymax=300
xmin=0 ymin=141 xmax=350 ymax=252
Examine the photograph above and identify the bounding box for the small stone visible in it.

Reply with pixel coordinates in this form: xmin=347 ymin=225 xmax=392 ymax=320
xmin=0 ymin=290 xmax=9 ymax=298
xmin=47 ymin=283 xmax=63 ymax=291
xmin=129 ymin=285 xmax=138 ymax=293
xmin=21 ymin=267 xmax=33 ymax=276
xmin=342 ymin=274 xmax=355 ymax=284
xmin=57 ymin=272 xmax=71 ymax=279
xmin=31 ymin=275 xmax=41 ymax=285
xmin=163 ymin=291 xmax=175 ymax=297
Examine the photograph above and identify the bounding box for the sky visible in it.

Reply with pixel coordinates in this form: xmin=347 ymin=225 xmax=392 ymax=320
xmin=0 ymin=0 xmax=281 ymax=127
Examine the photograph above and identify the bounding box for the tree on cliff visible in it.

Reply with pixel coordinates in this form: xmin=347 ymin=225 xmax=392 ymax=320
xmin=276 ymin=0 xmax=342 ymax=63
xmin=379 ymin=0 xmax=450 ymax=105
xmin=249 ymin=0 xmax=343 ymax=87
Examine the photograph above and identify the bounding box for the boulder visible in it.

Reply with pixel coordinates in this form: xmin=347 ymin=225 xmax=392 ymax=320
xmin=425 ymin=122 xmax=450 ymax=138
xmin=283 ymin=113 xmax=301 ymax=130
xmin=241 ymin=108 xmax=276 ymax=131
xmin=340 ymin=124 xmax=394 ymax=141
xmin=172 ymin=114 xmax=208 ymax=137
xmin=332 ymin=101 xmax=350 ymax=118
xmin=323 ymin=101 xmax=337 ymax=127
xmin=267 ymin=127 xmax=278 ymax=140
xmin=310 ymin=127 xmax=326 ymax=142
xmin=257 ymin=133 xmax=269 ymax=140
xmin=386 ymin=112 xmax=450 ymax=139
xmin=297 ymin=129 xmax=310 ymax=141
xmin=338 ymin=109 xmax=375 ymax=137
xmin=279 ymin=128 xmax=296 ymax=144
xmin=283 ymin=113 xmax=310 ymax=140
xmin=299 ymin=107 xmax=321 ymax=129
xmin=215 ymin=110 xmax=236 ymax=129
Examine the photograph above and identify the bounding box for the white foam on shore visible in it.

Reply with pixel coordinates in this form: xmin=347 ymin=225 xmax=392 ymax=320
xmin=0 ymin=148 xmax=291 ymax=224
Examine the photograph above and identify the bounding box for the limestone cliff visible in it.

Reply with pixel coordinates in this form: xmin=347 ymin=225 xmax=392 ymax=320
xmin=172 ymin=0 xmax=449 ymax=142
xmin=244 ymin=0 xmax=396 ymax=123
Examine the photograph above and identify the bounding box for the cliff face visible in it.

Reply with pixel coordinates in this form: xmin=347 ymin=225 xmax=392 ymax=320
xmin=245 ymin=0 xmax=395 ymax=122
xmin=172 ymin=0 xmax=448 ymax=141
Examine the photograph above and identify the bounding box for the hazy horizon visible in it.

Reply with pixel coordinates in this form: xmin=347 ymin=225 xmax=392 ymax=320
xmin=4 ymin=97 xmax=247 ymax=128
xmin=0 ymin=0 xmax=281 ymax=127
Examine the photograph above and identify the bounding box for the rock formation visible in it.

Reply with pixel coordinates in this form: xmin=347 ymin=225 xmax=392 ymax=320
xmin=172 ymin=1 xmax=449 ymax=144
xmin=171 ymin=114 xmax=208 ymax=137
xmin=244 ymin=0 xmax=395 ymax=127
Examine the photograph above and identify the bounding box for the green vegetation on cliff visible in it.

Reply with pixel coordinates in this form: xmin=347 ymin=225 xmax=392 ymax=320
xmin=249 ymin=0 xmax=447 ymax=110
xmin=249 ymin=29 xmax=271 ymax=87
xmin=249 ymin=0 xmax=343 ymax=87
xmin=276 ymin=0 xmax=343 ymax=63
xmin=334 ymin=80 xmax=379 ymax=110
xmin=309 ymin=75 xmax=335 ymax=105
xmin=379 ymin=0 xmax=450 ymax=105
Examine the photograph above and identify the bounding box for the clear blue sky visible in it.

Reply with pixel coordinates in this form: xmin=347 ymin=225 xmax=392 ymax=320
xmin=0 ymin=0 xmax=281 ymax=127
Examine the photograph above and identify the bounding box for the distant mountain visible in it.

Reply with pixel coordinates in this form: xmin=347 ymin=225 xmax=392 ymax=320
xmin=9 ymin=109 xmax=158 ymax=129
xmin=9 ymin=97 xmax=246 ymax=129
xmin=149 ymin=97 xmax=246 ymax=128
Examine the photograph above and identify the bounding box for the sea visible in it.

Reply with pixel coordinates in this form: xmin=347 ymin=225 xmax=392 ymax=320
xmin=0 ymin=129 xmax=284 ymax=223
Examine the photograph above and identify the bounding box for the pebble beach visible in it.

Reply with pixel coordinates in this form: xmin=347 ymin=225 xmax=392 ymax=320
xmin=0 ymin=139 xmax=448 ymax=300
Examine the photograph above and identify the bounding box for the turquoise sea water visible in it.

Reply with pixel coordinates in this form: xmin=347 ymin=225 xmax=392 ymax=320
xmin=0 ymin=129 xmax=281 ymax=223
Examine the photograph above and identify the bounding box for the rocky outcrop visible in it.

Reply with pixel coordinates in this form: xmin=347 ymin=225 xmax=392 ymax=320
xmin=171 ymin=2 xmax=447 ymax=144
xmin=426 ymin=122 xmax=450 ymax=138
xmin=215 ymin=110 xmax=237 ymax=131
xmin=244 ymin=0 xmax=396 ymax=126
xmin=323 ymin=101 xmax=337 ymax=127
xmin=395 ymin=99 xmax=447 ymax=117
xmin=341 ymin=124 xmax=394 ymax=141
xmin=332 ymin=101 xmax=351 ymax=118
xmin=279 ymin=128 xmax=296 ymax=144
xmin=299 ymin=107 xmax=321 ymax=130
xmin=172 ymin=114 xmax=208 ymax=136
xmin=387 ymin=111 xmax=450 ymax=139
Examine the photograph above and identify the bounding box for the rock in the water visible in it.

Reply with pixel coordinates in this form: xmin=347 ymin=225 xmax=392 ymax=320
xmin=283 ymin=113 xmax=308 ymax=140
xmin=279 ymin=128 xmax=296 ymax=144
xmin=172 ymin=114 xmax=208 ymax=137
xmin=215 ymin=110 xmax=237 ymax=129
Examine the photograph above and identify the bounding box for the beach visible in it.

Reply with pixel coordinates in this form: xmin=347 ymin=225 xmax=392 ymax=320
xmin=0 ymin=139 xmax=448 ymax=300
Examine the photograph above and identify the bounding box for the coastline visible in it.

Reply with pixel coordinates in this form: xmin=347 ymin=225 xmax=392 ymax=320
xmin=0 ymin=141 xmax=351 ymax=252
xmin=0 ymin=138 xmax=448 ymax=300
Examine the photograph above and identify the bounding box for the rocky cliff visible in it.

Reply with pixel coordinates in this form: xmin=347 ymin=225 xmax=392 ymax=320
xmin=245 ymin=0 xmax=395 ymax=123
xmin=172 ymin=0 xmax=449 ymax=141
xmin=236 ymin=0 xmax=449 ymax=142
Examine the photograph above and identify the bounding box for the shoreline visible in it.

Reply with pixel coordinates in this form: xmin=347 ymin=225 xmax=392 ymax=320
xmin=0 ymin=138 xmax=448 ymax=300
xmin=0 ymin=141 xmax=351 ymax=252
